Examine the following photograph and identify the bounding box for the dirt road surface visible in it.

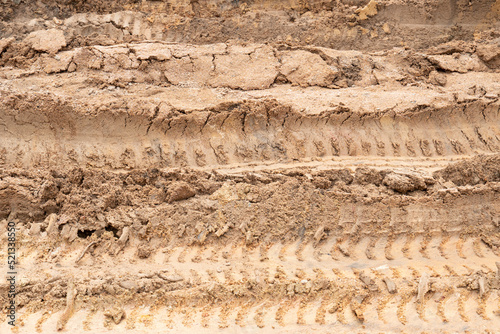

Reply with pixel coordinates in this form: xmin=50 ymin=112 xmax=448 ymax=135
xmin=1 ymin=0 xmax=500 ymax=333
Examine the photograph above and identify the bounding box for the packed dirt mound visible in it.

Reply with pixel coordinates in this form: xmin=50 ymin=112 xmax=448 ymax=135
xmin=1 ymin=0 xmax=500 ymax=333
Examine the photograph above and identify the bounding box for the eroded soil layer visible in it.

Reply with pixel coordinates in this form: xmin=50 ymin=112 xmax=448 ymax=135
xmin=1 ymin=0 xmax=500 ymax=333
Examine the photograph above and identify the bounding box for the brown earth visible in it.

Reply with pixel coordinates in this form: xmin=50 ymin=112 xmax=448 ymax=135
xmin=1 ymin=0 xmax=500 ymax=333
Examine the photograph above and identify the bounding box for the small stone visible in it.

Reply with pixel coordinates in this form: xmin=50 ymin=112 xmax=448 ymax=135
xmin=383 ymin=277 xmax=397 ymax=294
xmin=382 ymin=23 xmax=391 ymax=34
xmin=118 ymin=226 xmax=130 ymax=245
xmin=104 ymin=307 xmax=125 ymax=325
xmin=383 ymin=171 xmax=427 ymax=194
xmin=478 ymin=277 xmax=486 ymax=297
xmin=314 ymin=226 xmax=325 ymax=243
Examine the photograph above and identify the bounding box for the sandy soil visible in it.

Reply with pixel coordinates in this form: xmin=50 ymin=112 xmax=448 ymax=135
xmin=1 ymin=0 xmax=500 ymax=333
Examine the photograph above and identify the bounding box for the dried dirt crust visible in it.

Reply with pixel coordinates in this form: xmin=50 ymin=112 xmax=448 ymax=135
xmin=1 ymin=0 xmax=500 ymax=333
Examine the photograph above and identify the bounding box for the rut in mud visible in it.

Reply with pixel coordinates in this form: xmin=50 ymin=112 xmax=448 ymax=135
xmin=1 ymin=0 xmax=500 ymax=333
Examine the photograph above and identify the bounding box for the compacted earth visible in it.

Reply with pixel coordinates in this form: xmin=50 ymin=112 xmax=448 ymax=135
xmin=0 ymin=0 xmax=500 ymax=333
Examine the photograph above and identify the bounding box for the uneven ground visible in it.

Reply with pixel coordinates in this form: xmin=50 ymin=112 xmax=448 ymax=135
xmin=0 ymin=0 xmax=500 ymax=333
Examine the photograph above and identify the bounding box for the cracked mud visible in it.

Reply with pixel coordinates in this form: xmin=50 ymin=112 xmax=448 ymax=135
xmin=1 ymin=0 xmax=500 ymax=333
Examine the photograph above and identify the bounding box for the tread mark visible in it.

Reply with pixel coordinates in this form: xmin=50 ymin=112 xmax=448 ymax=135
xmin=182 ymin=306 xmax=194 ymax=328
xmin=390 ymin=267 xmax=401 ymax=279
xmin=259 ymin=242 xmax=270 ymax=262
xmin=313 ymin=246 xmax=323 ymax=262
xmin=444 ymin=265 xmax=458 ymax=276
xmin=191 ymin=246 xmax=205 ymax=263
xmin=296 ymin=298 xmax=308 ymax=325
xmin=397 ymin=293 xmax=413 ymax=325
xmin=402 ymin=234 xmax=415 ymax=259
xmin=313 ymin=268 xmax=326 ymax=279
xmin=365 ymin=236 xmax=379 ymax=260
xmin=419 ymin=233 xmax=431 ymax=259
xmin=437 ymin=287 xmax=454 ymax=323
xmin=481 ymin=264 xmax=494 ymax=273
xmin=456 ymin=234 xmax=467 ymax=259
xmin=190 ymin=269 xmax=202 ymax=285
xmin=201 ymin=304 xmax=212 ymax=328
xmin=425 ymin=265 xmax=440 ymax=277
xmin=332 ymin=268 xmax=345 ymax=279
xmin=473 ymin=238 xmax=485 ymax=258
xmin=336 ymin=297 xmax=350 ymax=324
xmin=83 ymin=310 xmax=96 ymax=331
xmin=207 ymin=269 xmax=220 ymax=283
xmin=439 ymin=234 xmax=450 ymax=259
xmin=351 ymin=294 xmax=372 ymax=322
xmin=347 ymin=236 xmax=359 ymax=260
xmin=462 ymin=265 xmax=474 ymax=275
xmin=337 ymin=237 xmax=350 ymax=258
xmin=224 ymin=268 xmax=234 ymax=283
xmin=376 ymin=294 xmax=394 ymax=323
xmin=416 ymin=291 xmax=433 ymax=322
xmin=276 ymin=299 xmax=294 ymax=326
xmin=330 ymin=237 xmax=342 ymax=261
xmin=35 ymin=311 xmax=52 ymax=333
xmin=458 ymin=291 xmax=471 ymax=322
xmin=315 ymin=296 xmax=329 ymax=325
xmin=408 ymin=266 xmax=421 ymax=280
xmin=477 ymin=291 xmax=491 ymax=320
xmin=218 ymin=303 xmax=232 ymax=328
xmin=177 ymin=246 xmax=189 ymax=263
xmin=163 ymin=247 xmax=174 ymax=263
xmin=207 ymin=244 xmax=222 ymax=262
xmin=235 ymin=302 xmax=252 ymax=327
xmin=125 ymin=306 xmax=139 ymax=330
xmin=254 ymin=302 xmax=272 ymax=328
xmin=279 ymin=243 xmax=290 ymax=262
xmin=385 ymin=234 xmax=395 ymax=260
xmin=296 ymin=238 xmax=309 ymax=262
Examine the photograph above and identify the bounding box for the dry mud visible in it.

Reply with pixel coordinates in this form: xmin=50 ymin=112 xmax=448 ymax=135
xmin=1 ymin=0 xmax=500 ymax=333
